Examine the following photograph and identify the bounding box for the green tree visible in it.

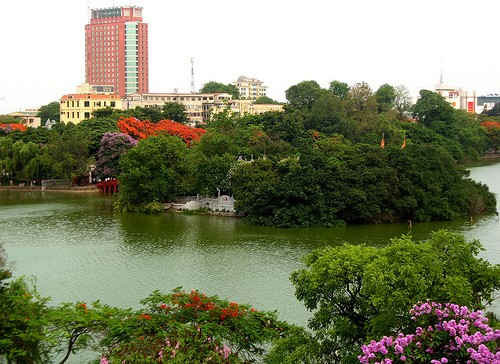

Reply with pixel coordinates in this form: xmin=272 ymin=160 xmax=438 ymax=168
xmin=253 ymin=96 xmax=280 ymax=104
xmin=192 ymin=153 xmax=235 ymax=196
xmin=116 ymin=135 xmax=189 ymax=212
xmin=76 ymin=117 xmax=119 ymax=156
xmin=37 ymin=101 xmax=60 ymax=124
xmin=306 ymin=93 xmax=347 ymax=135
xmin=345 ymin=82 xmax=378 ymax=120
xmin=201 ymin=81 xmax=240 ymax=99
xmin=375 ymin=83 xmax=396 ymax=112
xmin=328 ymin=80 xmax=349 ymax=100
xmin=46 ymin=301 xmax=129 ymax=364
xmin=411 ymin=89 xmax=456 ymax=128
xmin=285 ymin=230 xmax=500 ymax=363
xmin=285 ymin=80 xmax=325 ymax=112
xmin=91 ymin=107 xmax=115 ymax=119
xmin=37 ymin=125 xmax=91 ymax=180
xmin=162 ymin=102 xmax=189 ymax=124
xmin=0 ymin=276 xmax=49 ymax=364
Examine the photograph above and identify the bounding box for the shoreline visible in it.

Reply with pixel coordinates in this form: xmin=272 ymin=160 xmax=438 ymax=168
xmin=0 ymin=186 xmax=100 ymax=193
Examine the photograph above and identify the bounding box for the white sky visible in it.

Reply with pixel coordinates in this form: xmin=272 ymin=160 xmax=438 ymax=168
xmin=1 ymin=0 xmax=499 ymax=114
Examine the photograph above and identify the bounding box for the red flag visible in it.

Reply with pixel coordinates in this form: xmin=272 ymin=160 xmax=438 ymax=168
xmin=380 ymin=133 xmax=385 ymax=148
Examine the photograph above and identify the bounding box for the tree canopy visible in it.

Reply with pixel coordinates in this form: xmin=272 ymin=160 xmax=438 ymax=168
xmin=37 ymin=101 xmax=60 ymax=124
xmin=281 ymin=230 xmax=500 ymax=363
xmin=201 ymin=81 xmax=240 ymax=99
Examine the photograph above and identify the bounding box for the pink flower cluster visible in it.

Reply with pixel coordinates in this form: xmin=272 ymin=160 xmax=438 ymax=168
xmin=359 ymin=301 xmax=500 ymax=363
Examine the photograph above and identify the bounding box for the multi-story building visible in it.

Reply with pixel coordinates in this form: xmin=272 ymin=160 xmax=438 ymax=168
xmin=233 ymin=76 xmax=267 ymax=100
xmin=60 ymin=92 xmax=122 ymax=124
xmin=126 ymin=92 xmax=233 ymax=124
xmin=85 ymin=6 xmax=149 ymax=98
xmin=434 ymin=77 xmax=477 ymax=113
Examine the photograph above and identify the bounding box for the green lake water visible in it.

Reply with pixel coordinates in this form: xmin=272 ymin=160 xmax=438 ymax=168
xmin=0 ymin=160 xmax=499 ymax=328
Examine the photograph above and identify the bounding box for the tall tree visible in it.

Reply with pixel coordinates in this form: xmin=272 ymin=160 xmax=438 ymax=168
xmin=162 ymin=102 xmax=189 ymax=124
xmin=328 ymin=80 xmax=349 ymax=100
xmin=285 ymin=80 xmax=325 ymax=112
xmin=306 ymin=93 xmax=347 ymax=135
xmin=37 ymin=101 xmax=60 ymax=124
xmin=116 ymin=135 xmax=189 ymax=212
xmin=411 ymin=89 xmax=456 ymax=128
xmin=375 ymin=83 xmax=396 ymax=112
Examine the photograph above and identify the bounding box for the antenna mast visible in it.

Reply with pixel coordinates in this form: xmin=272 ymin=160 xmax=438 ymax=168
xmin=190 ymin=58 xmax=195 ymax=93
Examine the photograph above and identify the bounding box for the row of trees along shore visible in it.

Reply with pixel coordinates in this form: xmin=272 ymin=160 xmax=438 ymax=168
xmin=2 ymin=81 xmax=500 ymax=362
xmin=1 ymin=80 xmax=500 ymax=226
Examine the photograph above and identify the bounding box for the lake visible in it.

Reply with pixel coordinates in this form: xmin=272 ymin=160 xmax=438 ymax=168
xmin=0 ymin=159 xmax=499 ymax=328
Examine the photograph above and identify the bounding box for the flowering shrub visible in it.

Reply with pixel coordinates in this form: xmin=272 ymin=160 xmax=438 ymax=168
xmin=99 ymin=289 xmax=285 ymax=363
xmin=117 ymin=117 xmax=205 ymax=146
xmin=358 ymin=301 xmax=500 ymax=363
xmin=94 ymin=132 xmax=137 ymax=178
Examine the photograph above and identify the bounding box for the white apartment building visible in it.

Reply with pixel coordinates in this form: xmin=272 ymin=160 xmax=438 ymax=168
xmin=233 ymin=76 xmax=267 ymax=100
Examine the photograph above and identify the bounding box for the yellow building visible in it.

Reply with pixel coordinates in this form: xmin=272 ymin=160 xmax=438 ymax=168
xmin=60 ymin=93 xmax=123 ymax=124
xmin=228 ymin=99 xmax=284 ymax=114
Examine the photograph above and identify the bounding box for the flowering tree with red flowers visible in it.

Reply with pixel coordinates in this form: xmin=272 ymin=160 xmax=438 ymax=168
xmin=0 ymin=123 xmax=28 ymax=133
xmin=98 ymin=289 xmax=286 ymax=363
xmin=118 ymin=117 xmax=205 ymax=146
xmin=481 ymin=121 xmax=500 ymax=152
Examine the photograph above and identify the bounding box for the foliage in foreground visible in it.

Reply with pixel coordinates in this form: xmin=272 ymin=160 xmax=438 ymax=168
xmin=270 ymin=230 xmax=500 ymax=363
xmin=100 ymin=290 xmax=285 ymax=363
xmin=359 ymin=301 xmax=500 ymax=363
xmin=0 ymin=279 xmax=286 ymax=363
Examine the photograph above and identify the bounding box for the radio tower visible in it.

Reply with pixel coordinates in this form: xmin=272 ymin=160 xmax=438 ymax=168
xmin=190 ymin=58 xmax=195 ymax=93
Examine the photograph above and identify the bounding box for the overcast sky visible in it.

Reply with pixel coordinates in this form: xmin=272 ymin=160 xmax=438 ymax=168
xmin=1 ymin=0 xmax=499 ymax=114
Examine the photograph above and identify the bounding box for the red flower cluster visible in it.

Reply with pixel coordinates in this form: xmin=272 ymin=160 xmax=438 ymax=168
xmin=0 ymin=123 xmax=27 ymax=132
xmin=481 ymin=121 xmax=500 ymax=130
xmin=220 ymin=302 xmax=244 ymax=321
xmin=117 ymin=117 xmax=206 ymax=146
xmin=78 ymin=302 xmax=88 ymax=314
xmin=169 ymin=290 xmax=216 ymax=312
xmin=138 ymin=313 xmax=152 ymax=320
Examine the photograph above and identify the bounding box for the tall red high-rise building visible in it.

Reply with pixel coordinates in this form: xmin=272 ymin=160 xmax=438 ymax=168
xmin=85 ymin=6 xmax=149 ymax=97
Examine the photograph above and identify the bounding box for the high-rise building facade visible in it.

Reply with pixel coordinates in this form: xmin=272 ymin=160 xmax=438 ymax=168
xmin=85 ymin=6 xmax=149 ymax=98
